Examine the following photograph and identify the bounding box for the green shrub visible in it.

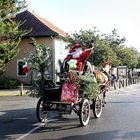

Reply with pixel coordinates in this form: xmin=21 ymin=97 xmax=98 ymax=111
xmin=0 ymin=75 xmax=20 ymax=89
xmin=79 ymin=73 xmax=100 ymax=100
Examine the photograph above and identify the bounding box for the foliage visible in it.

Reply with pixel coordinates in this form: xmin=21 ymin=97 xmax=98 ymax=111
xmin=27 ymin=80 xmax=44 ymax=97
xmin=107 ymin=29 xmax=126 ymax=48
xmin=92 ymin=37 xmax=119 ymax=67
xmin=97 ymin=29 xmax=127 ymax=67
xmin=79 ymin=73 xmax=99 ymax=100
xmin=103 ymin=29 xmax=140 ymax=68
xmin=136 ymin=55 xmax=140 ymax=68
xmin=64 ymin=28 xmax=120 ymax=66
xmin=118 ymin=47 xmax=139 ymax=69
xmin=25 ymin=38 xmax=52 ymax=94
xmin=0 ymin=0 xmax=27 ymax=73
xmin=64 ymin=28 xmax=140 ymax=68
xmin=26 ymin=38 xmax=52 ymax=75
xmin=64 ymin=29 xmax=95 ymax=49
xmin=0 ymin=74 xmax=20 ymax=89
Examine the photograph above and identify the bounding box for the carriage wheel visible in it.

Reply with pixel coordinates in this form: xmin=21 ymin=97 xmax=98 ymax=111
xmin=36 ymin=97 xmax=49 ymax=123
xmin=93 ymin=95 xmax=102 ymax=118
xmin=79 ymin=99 xmax=90 ymax=126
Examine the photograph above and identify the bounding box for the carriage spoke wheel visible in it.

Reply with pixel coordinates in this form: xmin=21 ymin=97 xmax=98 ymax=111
xmin=36 ymin=97 xmax=48 ymax=123
xmin=93 ymin=95 xmax=102 ymax=118
xmin=79 ymin=99 xmax=90 ymax=126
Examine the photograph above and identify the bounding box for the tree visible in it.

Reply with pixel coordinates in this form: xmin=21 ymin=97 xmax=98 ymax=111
xmin=107 ymin=29 xmax=126 ymax=51
xmin=64 ymin=29 xmax=119 ymax=66
xmin=25 ymin=38 xmax=52 ymax=94
xmin=26 ymin=38 xmax=52 ymax=77
xmin=92 ymin=37 xmax=119 ymax=67
xmin=0 ymin=0 xmax=27 ymax=73
xmin=119 ymin=47 xmax=139 ymax=69
xmin=64 ymin=29 xmax=96 ymax=49
xmin=107 ymin=29 xmax=127 ymax=65
xmin=64 ymin=28 xmax=140 ymax=68
xmin=136 ymin=54 xmax=140 ymax=68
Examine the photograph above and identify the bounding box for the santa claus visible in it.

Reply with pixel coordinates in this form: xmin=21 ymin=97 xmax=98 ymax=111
xmin=62 ymin=42 xmax=94 ymax=74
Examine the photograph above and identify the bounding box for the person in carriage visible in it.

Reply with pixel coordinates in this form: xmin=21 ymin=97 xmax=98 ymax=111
xmin=61 ymin=42 xmax=94 ymax=75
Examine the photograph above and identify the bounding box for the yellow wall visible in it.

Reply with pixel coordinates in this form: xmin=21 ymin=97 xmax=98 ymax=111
xmin=5 ymin=37 xmax=54 ymax=84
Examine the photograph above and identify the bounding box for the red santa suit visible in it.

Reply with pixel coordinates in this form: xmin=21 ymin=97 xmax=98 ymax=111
xmin=63 ymin=43 xmax=94 ymax=74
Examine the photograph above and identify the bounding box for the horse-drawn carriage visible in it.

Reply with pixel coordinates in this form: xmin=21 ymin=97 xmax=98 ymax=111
xmin=35 ymin=42 xmax=110 ymax=126
xmin=36 ymin=72 xmax=103 ymax=126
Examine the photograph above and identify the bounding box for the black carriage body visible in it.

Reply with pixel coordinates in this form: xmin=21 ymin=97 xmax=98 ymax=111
xmin=42 ymin=80 xmax=62 ymax=101
xmin=43 ymin=87 xmax=62 ymax=101
xmin=42 ymin=80 xmax=72 ymax=114
xmin=43 ymin=79 xmax=62 ymax=102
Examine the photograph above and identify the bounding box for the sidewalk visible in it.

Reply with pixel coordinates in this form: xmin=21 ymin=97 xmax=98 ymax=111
xmin=0 ymin=87 xmax=29 ymax=97
xmin=0 ymin=82 xmax=139 ymax=97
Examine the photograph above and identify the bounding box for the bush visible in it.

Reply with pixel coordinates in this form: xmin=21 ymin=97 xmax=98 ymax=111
xmin=0 ymin=75 xmax=20 ymax=89
xmin=79 ymin=73 xmax=100 ymax=100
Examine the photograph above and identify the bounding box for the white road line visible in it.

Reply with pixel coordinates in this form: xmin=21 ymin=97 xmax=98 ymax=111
xmin=16 ymin=119 xmax=58 ymax=140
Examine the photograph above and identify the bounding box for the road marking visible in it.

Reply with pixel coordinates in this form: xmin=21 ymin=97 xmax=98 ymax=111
xmin=16 ymin=119 xmax=58 ymax=140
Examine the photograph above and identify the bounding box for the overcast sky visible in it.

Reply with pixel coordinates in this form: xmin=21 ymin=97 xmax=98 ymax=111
xmin=26 ymin=0 xmax=140 ymax=52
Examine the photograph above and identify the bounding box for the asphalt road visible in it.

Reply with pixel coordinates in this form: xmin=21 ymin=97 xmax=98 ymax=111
xmin=0 ymin=83 xmax=140 ymax=140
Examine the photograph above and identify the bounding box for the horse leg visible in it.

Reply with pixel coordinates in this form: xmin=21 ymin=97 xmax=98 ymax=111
xmin=102 ymin=90 xmax=106 ymax=105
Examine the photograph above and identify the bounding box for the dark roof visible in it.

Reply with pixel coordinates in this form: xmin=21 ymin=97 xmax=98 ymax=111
xmin=16 ymin=10 xmax=67 ymax=37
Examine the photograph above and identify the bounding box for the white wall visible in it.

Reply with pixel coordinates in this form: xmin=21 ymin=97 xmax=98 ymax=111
xmin=55 ymin=39 xmax=69 ymax=73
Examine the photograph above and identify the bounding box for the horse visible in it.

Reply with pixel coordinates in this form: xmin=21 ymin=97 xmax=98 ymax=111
xmin=95 ymin=61 xmax=112 ymax=104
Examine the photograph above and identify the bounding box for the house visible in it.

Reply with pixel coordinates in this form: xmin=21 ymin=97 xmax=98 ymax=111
xmin=4 ymin=10 xmax=68 ymax=84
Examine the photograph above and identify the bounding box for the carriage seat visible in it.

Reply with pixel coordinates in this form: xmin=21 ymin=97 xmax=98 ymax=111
xmin=44 ymin=79 xmax=62 ymax=88
xmin=43 ymin=80 xmax=62 ymax=101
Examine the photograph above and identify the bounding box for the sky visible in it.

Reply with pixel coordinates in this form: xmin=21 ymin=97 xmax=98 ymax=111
xmin=26 ymin=0 xmax=140 ymax=52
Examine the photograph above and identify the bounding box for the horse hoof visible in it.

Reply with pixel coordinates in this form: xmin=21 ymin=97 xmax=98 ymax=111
xmin=103 ymin=99 xmax=106 ymax=104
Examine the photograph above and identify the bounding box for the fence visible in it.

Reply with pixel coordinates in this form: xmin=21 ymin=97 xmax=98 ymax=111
xmin=111 ymin=76 xmax=140 ymax=90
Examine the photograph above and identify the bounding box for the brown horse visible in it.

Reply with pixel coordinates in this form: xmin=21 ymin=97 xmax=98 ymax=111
xmin=95 ymin=61 xmax=112 ymax=103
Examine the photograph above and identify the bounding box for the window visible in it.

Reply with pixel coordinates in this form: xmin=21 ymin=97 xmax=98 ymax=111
xmin=17 ymin=60 xmax=27 ymax=77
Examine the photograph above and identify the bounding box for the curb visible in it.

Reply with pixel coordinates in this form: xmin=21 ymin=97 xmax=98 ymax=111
xmin=0 ymin=89 xmax=29 ymax=97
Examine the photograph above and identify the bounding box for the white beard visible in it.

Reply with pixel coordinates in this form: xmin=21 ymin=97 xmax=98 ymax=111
xmin=72 ymin=50 xmax=83 ymax=58
xmin=72 ymin=52 xmax=80 ymax=58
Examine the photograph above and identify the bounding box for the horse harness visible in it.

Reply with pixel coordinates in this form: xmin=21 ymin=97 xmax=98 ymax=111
xmin=101 ymin=68 xmax=110 ymax=82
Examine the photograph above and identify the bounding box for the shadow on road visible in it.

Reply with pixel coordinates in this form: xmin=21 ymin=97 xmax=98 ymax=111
xmin=0 ymin=108 xmax=37 ymax=140
xmin=41 ymin=130 xmax=120 ymax=140
xmin=45 ymin=130 xmax=140 ymax=140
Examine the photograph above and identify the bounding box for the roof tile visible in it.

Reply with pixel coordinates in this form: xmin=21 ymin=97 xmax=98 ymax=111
xmin=16 ymin=10 xmax=67 ymax=37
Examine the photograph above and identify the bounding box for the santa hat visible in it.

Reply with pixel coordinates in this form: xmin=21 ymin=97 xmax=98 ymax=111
xmin=69 ymin=44 xmax=82 ymax=53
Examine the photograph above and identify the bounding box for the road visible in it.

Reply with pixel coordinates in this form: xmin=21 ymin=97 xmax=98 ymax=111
xmin=0 ymin=83 xmax=140 ymax=140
